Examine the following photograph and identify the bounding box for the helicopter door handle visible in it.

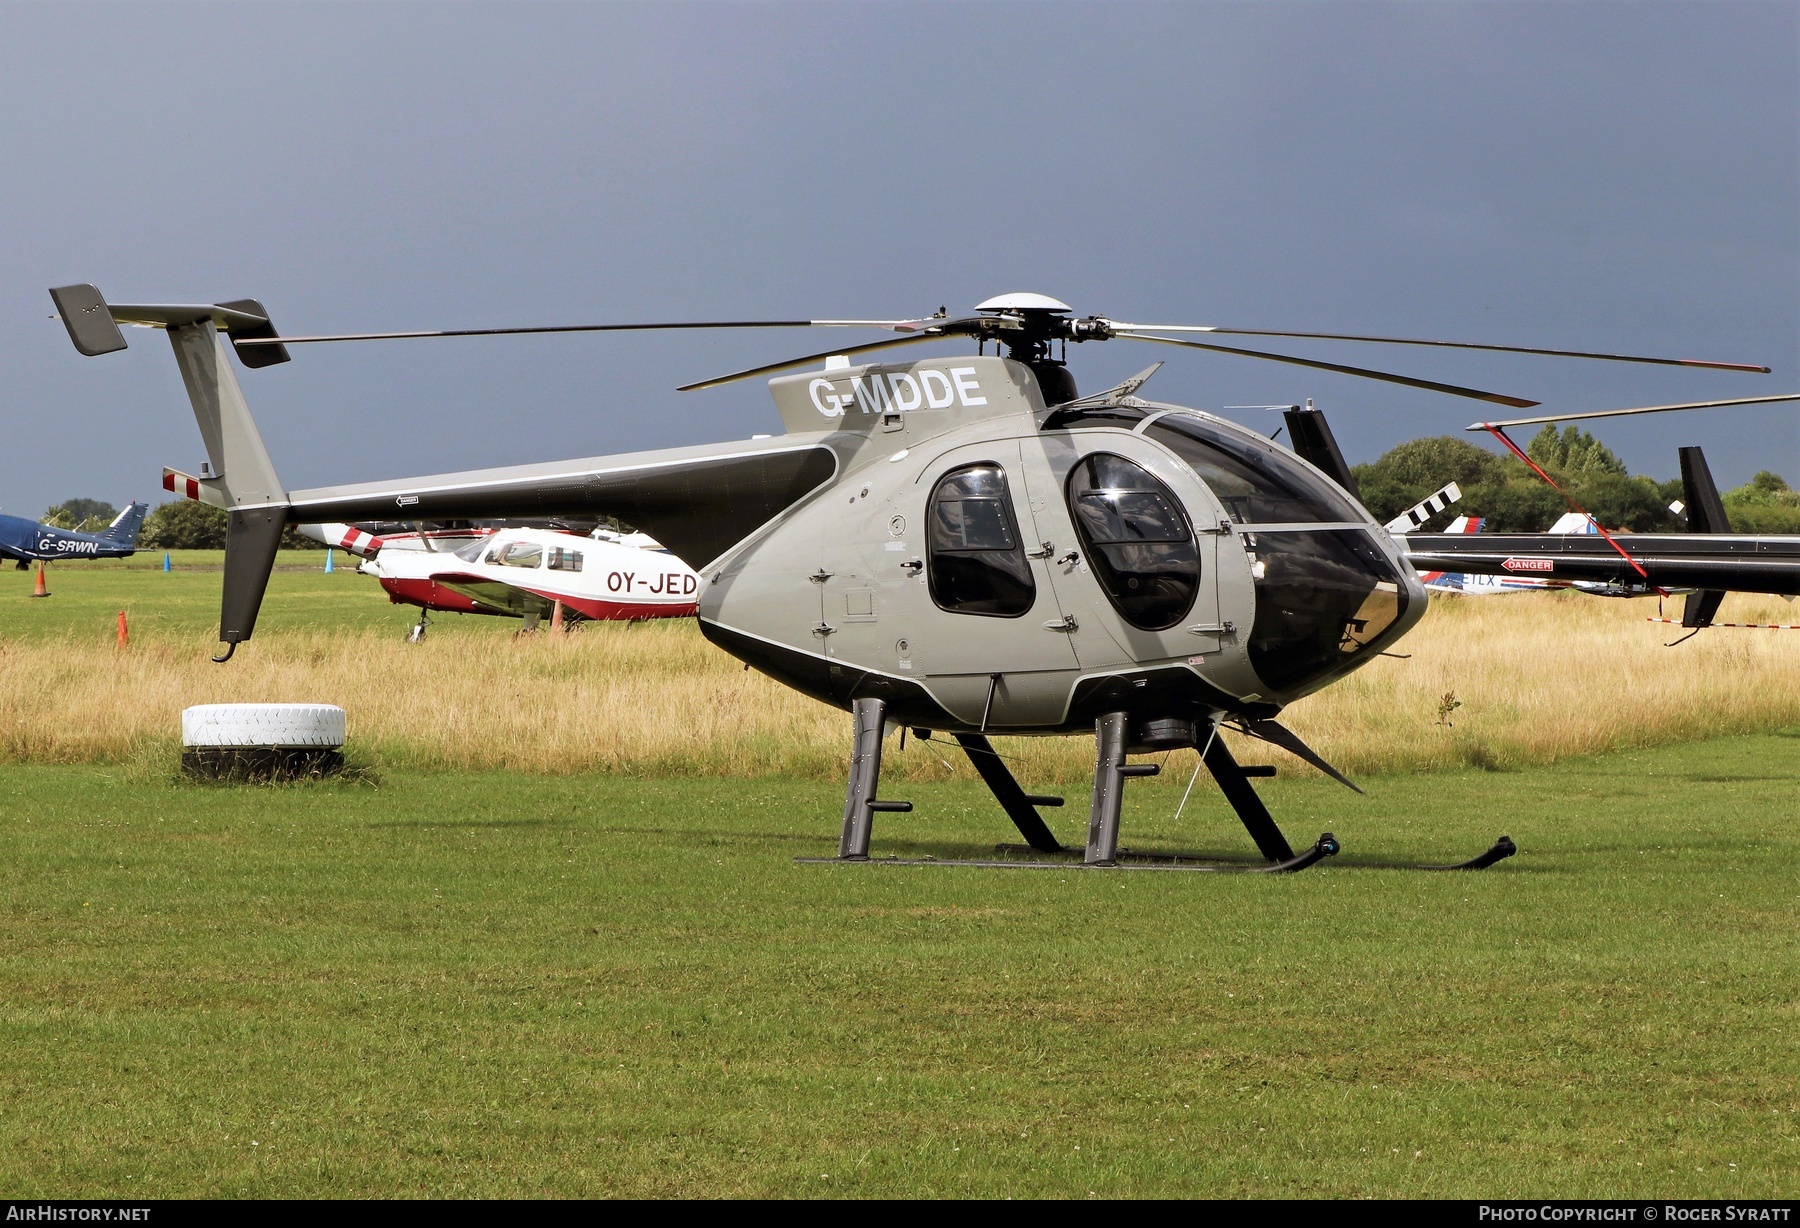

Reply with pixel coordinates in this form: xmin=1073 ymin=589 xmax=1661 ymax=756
xmin=1055 ymin=551 xmax=1080 ymax=567
xmin=1042 ymin=615 xmax=1079 ymax=632
xmin=812 ymin=622 xmax=836 ymax=637
xmin=1027 ymin=541 xmax=1055 ymax=559
xmin=900 ymin=558 xmax=923 ymax=575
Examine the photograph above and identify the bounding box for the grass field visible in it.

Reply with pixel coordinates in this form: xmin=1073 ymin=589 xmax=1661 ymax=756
xmin=0 ymin=739 xmax=1795 ymax=1198
xmin=2 ymin=554 xmax=1796 ymax=1197
xmin=2 ymin=553 xmax=1798 ymax=779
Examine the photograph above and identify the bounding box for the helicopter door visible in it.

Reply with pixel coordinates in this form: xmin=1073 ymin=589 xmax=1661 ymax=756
xmin=878 ymin=442 xmax=1079 ymax=728
xmin=1019 ymin=433 xmax=1223 ymax=670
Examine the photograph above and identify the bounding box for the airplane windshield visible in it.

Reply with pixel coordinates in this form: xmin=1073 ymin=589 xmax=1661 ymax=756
xmin=1145 ymin=413 xmax=1364 ymax=525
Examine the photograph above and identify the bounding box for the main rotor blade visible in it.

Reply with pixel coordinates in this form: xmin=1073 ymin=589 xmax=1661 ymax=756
xmin=1118 ymin=333 xmax=1540 ymax=408
xmin=676 ymin=331 xmax=959 ymax=392
xmin=235 ymin=318 xmax=924 ymax=346
xmin=1467 ymin=392 xmax=1800 ymax=432
xmin=1108 ymin=324 xmax=1771 ymax=373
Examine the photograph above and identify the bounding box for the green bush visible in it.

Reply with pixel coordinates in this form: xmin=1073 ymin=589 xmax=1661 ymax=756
xmin=42 ymin=498 xmax=117 ymax=533
xmin=140 ymin=500 xmax=325 ymax=550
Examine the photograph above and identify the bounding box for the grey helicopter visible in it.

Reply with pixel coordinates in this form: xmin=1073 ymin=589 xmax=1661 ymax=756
xmin=48 ymin=285 xmax=1792 ymax=873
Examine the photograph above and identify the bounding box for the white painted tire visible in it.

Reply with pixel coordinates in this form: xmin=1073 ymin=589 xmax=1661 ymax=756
xmin=181 ymin=704 xmax=346 ymax=749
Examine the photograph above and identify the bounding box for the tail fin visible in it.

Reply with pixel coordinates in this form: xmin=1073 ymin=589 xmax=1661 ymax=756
xmin=101 ymin=501 xmax=149 ymax=546
xmin=1678 ymin=446 xmax=1731 ymax=535
xmin=51 ymin=285 xmax=290 ymax=658
xmin=1677 ymin=446 xmax=1730 ymax=629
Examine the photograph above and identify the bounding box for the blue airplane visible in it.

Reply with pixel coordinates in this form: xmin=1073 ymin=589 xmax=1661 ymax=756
xmin=0 ymin=502 xmax=149 ymax=568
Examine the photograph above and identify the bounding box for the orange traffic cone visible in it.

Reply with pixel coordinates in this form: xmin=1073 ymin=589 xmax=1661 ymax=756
xmin=29 ymin=563 xmax=49 ymax=598
xmin=117 ymin=610 xmax=129 ymax=648
xmin=550 ymin=599 xmax=565 ymax=633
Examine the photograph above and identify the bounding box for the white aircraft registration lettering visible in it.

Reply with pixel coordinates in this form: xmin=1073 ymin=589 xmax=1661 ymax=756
xmin=808 ymin=366 xmax=985 ymax=418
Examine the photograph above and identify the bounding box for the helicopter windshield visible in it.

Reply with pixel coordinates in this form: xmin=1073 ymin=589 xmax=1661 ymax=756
xmin=1243 ymin=529 xmax=1409 ymax=694
xmin=1144 ymin=412 xmax=1364 ymax=525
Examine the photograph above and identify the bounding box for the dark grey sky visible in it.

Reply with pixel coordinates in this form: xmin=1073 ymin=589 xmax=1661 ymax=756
xmin=3 ymin=1 xmax=1794 ymax=517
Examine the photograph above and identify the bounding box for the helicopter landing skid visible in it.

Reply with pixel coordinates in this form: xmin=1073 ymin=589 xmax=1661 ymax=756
xmin=997 ymin=834 xmax=1517 ymax=871
xmin=796 ymin=833 xmax=1339 ymax=874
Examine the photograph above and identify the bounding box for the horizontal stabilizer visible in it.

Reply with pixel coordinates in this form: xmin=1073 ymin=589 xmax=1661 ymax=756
xmin=49 ymin=285 xmax=290 ymax=366
xmin=50 ymin=284 xmax=127 ymax=356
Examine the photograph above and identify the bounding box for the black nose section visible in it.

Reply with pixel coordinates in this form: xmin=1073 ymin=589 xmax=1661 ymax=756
xmin=1243 ymin=529 xmax=1411 ymax=695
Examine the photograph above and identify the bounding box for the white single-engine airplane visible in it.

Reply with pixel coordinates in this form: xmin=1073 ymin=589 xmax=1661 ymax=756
xmin=294 ymin=515 xmax=699 ymax=636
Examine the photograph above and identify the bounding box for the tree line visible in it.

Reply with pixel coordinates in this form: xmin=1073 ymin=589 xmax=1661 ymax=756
xmin=1351 ymin=424 xmax=1800 ymax=534
xmin=40 ymin=499 xmax=323 ymax=550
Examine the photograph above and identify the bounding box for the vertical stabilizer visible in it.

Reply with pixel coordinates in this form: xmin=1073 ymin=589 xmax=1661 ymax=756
xmin=50 ymin=286 xmax=292 ymax=659
xmin=1678 ymin=446 xmax=1731 ymax=535
xmin=166 ymin=323 xmax=286 ymax=508
xmin=1282 ymin=404 xmax=1361 ymax=499
xmin=1677 ymin=446 xmax=1730 ymax=630
xmin=101 ymin=501 xmax=149 ymax=546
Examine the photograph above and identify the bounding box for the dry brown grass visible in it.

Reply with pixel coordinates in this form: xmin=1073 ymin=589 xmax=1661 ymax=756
xmin=2 ymin=590 xmax=1796 ymax=781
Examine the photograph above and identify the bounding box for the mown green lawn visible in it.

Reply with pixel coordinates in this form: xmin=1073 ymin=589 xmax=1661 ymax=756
xmin=0 ymin=737 xmax=1794 ymax=1197
xmin=1 ymin=551 xmax=497 ymax=645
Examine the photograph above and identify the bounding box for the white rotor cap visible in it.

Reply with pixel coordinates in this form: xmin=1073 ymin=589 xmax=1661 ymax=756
xmin=975 ymin=292 xmax=1072 ymax=314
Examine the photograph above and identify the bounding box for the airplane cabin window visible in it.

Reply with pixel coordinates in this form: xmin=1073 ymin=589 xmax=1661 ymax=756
xmin=927 ymin=463 xmax=1035 ymax=618
xmin=495 ymin=542 xmax=543 ymax=568
xmin=1065 ymin=453 xmax=1200 ymax=630
xmin=1144 ymin=412 xmax=1363 ymax=525
xmin=454 ymin=538 xmax=488 ymax=563
xmin=547 ymin=548 xmax=583 ymax=572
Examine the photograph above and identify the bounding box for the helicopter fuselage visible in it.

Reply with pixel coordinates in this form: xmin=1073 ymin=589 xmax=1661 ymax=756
xmin=699 ymin=356 xmax=1426 ymax=749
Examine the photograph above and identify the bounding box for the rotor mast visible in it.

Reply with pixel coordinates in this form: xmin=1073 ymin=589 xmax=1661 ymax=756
xmin=974 ymin=293 xmax=1085 ymax=405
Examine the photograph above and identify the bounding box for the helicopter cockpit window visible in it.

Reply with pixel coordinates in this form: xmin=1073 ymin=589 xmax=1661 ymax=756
xmin=1064 ymin=453 xmax=1200 ymax=631
xmin=493 ymin=541 xmax=543 ymax=569
xmin=1144 ymin=413 xmax=1363 ymax=524
xmin=927 ymin=464 xmax=1035 ymax=618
